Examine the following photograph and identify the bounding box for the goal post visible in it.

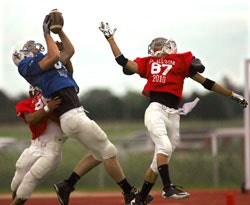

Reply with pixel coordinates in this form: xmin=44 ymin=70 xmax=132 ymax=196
xmin=244 ymin=59 xmax=250 ymax=191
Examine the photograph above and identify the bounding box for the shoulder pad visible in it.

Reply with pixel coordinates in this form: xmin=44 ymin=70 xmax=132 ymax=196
xmin=190 ymin=58 xmax=205 ymax=73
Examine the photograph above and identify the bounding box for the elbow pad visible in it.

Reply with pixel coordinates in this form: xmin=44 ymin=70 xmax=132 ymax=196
xmin=190 ymin=58 xmax=205 ymax=74
xmin=115 ymin=54 xmax=128 ymax=67
xmin=115 ymin=54 xmax=134 ymax=75
xmin=123 ymin=67 xmax=134 ymax=75
xmin=202 ymin=78 xmax=215 ymax=90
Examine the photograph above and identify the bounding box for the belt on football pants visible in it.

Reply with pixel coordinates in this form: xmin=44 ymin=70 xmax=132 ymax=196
xmin=31 ymin=137 xmax=66 ymax=151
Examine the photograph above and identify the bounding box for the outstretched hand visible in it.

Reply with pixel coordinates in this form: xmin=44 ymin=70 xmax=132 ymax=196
xmin=99 ymin=22 xmax=117 ymax=40
xmin=43 ymin=15 xmax=51 ymax=35
xmin=231 ymin=92 xmax=248 ymax=108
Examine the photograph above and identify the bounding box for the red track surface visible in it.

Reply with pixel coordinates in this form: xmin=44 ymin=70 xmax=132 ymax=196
xmin=1 ymin=189 xmax=250 ymax=205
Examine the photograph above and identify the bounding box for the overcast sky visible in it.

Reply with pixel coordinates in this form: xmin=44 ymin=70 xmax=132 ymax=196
xmin=1 ymin=0 xmax=249 ymax=98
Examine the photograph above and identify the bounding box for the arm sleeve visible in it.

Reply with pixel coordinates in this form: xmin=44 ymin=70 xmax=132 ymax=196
xmin=16 ymin=99 xmax=34 ymax=117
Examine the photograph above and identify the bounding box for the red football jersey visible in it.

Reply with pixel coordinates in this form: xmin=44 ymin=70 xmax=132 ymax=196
xmin=16 ymin=93 xmax=50 ymax=140
xmin=135 ymin=51 xmax=194 ymax=98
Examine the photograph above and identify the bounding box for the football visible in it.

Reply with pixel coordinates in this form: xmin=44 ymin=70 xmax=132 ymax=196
xmin=49 ymin=9 xmax=64 ymax=34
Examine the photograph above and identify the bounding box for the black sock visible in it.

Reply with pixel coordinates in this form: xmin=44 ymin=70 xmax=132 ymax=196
xmin=117 ymin=178 xmax=133 ymax=194
xmin=66 ymin=172 xmax=80 ymax=188
xmin=137 ymin=181 xmax=154 ymax=202
xmin=158 ymin=164 xmax=171 ymax=188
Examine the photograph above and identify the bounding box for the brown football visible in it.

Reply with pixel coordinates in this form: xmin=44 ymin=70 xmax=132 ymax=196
xmin=49 ymin=9 xmax=64 ymax=34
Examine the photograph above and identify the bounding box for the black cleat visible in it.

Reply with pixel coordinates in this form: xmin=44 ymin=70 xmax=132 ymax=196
xmin=53 ymin=180 xmax=75 ymax=205
xmin=162 ymin=184 xmax=190 ymax=199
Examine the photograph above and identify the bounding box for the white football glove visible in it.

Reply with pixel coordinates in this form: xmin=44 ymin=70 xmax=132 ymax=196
xmin=230 ymin=92 xmax=248 ymax=108
xmin=99 ymin=22 xmax=117 ymax=40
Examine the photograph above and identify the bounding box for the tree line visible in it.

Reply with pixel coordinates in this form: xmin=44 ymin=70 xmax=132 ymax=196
xmin=0 ymin=77 xmax=245 ymax=123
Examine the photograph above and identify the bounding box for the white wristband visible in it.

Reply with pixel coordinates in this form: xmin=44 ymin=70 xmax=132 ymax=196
xmin=44 ymin=105 xmax=50 ymax=113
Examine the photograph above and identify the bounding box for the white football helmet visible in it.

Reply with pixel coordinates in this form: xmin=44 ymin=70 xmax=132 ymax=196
xmin=148 ymin=37 xmax=177 ymax=57
xmin=12 ymin=40 xmax=45 ymax=66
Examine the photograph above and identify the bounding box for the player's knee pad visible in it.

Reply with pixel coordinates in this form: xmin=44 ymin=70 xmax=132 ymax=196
xmin=82 ymin=120 xmax=117 ymax=160
xmin=11 ymin=161 xmax=33 ymax=192
xmin=93 ymin=141 xmax=117 ymax=161
xmin=158 ymin=146 xmax=172 ymax=157
xmin=11 ymin=170 xmax=23 ymax=192
xmin=155 ymin=135 xmax=173 ymax=157
xmin=16 ymin=172 xmax=39 ymax=199
xmin=102 ymin=142 xmax=117 ymax=159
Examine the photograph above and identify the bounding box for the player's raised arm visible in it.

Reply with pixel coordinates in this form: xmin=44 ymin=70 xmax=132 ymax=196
xmin=58 ymin=29 xmax=75 ymax=65
xmin=99 ymin=22 xmax=138 ymax=75
xmin=39 ymin=15 xmax=60 ymax=71
xmin=55 ymin=41 xmax=74 ymax=75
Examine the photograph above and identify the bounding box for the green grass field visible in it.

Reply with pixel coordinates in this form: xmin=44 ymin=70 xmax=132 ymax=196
xmin=0 ymin=118 xmax=245 ymax=192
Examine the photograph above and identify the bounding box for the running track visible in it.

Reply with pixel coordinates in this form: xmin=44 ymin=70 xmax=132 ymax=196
xmin=1 ymin=189 xmax=250 ymax=205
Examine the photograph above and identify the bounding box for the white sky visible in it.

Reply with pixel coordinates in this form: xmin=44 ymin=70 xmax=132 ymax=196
xmin=1 ymin=0 xmax=250 ymax=98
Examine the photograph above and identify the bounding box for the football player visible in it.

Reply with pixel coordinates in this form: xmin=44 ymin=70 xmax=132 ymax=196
xmin=10 ymin=85 xmax=67 ymax=205
xmin=99 ymin=22 xmax=248 ymax=205
xmin=11 ymin=12 xmax=152 ymax=205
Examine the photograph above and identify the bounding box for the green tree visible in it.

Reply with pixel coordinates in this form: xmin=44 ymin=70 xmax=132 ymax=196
xmin=121 ymin=91 xmax=149 ymax=119
xmin=80 ymin=89 xmax=123 ymax=120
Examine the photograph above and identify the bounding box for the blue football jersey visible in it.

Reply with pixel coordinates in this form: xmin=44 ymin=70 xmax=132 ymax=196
xmin=18 ymin=53 xmax=79 ymax=98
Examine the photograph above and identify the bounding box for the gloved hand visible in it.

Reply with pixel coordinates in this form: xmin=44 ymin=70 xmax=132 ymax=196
xmin=99 ymin=22 xmax=117 ymax=40
xmin=230 ymin=92 xmax=248 ymax=108
xmin=43 ymin=15 xmax=51 ymax=35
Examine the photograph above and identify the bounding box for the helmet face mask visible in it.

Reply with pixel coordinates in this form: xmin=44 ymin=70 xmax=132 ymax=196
xmin=12 ymin=40 xmax=45 ymax=66
xmin=23 ymin=40 xmax=45 ymax=54
xmin=148 ymin=37 xmax=177 ymax=57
